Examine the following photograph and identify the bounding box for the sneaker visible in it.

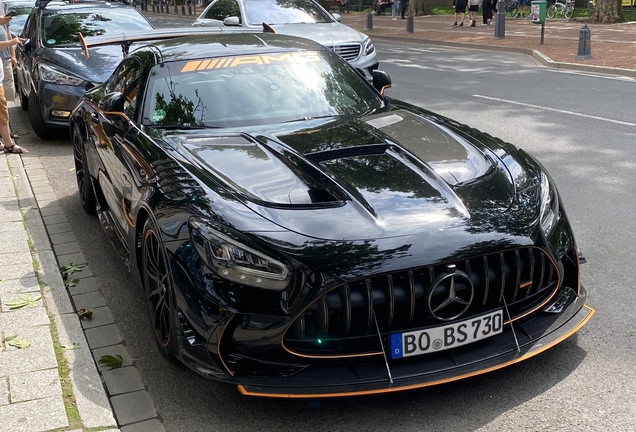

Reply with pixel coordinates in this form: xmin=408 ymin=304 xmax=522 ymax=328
xmin=522 ymin=14 xmax=526 ymax=18
xmin=516 ymin=13 xmax=520 ymax=18
xmin=453 ymin=21 xmax=458 ymax=26
xmin=459 ymin=22 xmax=463 ymax=27
xmin=471 ymin=21 xmax=476 ymax=26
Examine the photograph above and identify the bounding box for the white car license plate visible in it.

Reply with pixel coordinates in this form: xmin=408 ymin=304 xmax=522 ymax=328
xmin=390 ymin=309 xmax=503 ymax=359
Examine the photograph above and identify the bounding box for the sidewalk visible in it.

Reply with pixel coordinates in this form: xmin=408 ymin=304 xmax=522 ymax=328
xmin=339 ymin=12 xmax=636 ymax=75
xmin=0 ymin=103 xmax=119 ymax=432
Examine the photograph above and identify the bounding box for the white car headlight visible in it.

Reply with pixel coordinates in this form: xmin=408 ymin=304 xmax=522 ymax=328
xmin=363 ymin=37 xmax=375 ymax=56
xmin=539 ymin=172 xmax=559 ymax=237
xmin=38 ymin=64 xmax=84 ymax=86
xmin=189 ymin=219 xmax=291 ymax=292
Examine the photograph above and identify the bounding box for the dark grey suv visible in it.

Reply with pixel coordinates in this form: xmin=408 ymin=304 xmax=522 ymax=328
xmin=15 ymin=1 xmax=154 ymax=139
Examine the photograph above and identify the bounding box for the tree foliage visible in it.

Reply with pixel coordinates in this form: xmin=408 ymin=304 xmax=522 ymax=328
xmin=589 ymin=0 xmax=623 ymax=23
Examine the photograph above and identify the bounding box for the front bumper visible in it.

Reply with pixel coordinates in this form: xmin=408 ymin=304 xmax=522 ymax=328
xmin=236 ymin=289 xmax=593 ymax=398
xmin=37 ymin=82 xmax=88 ymax=130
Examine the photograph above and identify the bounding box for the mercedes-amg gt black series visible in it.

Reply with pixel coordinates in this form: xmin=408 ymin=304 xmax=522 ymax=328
xmin=70 ymin=30 xmax=594 ymax=398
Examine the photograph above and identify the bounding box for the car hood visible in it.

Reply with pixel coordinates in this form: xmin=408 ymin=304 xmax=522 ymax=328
xmin=175 ymin=106 xmax=524 ymax=241
xmin=41 ymin=45 xmax=126 ymax=83
xmin=262 ymin=22 xmax=367 ymax=46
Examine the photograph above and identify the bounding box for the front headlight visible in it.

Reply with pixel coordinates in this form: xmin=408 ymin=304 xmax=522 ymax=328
xmin=38 ymin=64 xmax=85 ymax=86
xmin=539 ymin=173 xmax=559 ymax=237
xmin=189 ymin=219 xmax=291 ymax=292
xmin=363 ymin=37 xmax=375 ymax=56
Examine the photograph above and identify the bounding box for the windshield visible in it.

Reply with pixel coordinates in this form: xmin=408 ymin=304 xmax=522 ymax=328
xmin=143 ymin=50 xmax=383 ymax=128
xmin=41 ymin=9 xmax=152 ymax=47
xmin=243 ymin=0 xmax=333 ymax=25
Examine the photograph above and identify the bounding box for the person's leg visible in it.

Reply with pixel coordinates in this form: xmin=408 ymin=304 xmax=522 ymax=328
xmin=0 ymin=86 xmax=26 ymax=153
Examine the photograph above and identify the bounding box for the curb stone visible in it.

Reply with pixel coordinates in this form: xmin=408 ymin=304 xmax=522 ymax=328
xmin=6 ymin=99 xmax=166 ymax=430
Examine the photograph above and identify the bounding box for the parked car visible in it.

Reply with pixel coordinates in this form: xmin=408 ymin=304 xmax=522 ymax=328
xmin=70 ymin=29 xmax=593 ymax=397
xmin=191 ymin=0 xmax=378 ymax=81
xmin=14 ymin=0 xmax=154 ymax=139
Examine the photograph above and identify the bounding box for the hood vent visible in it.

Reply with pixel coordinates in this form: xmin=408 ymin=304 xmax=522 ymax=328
xmin=181 ymin=135 xmax=340 ymax=206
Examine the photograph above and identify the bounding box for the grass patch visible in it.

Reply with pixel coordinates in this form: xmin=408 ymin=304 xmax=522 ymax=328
xmin=49 ymin=319 xmax=83 ymax=430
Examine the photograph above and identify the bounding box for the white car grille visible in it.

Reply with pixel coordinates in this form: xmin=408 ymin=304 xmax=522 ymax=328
xmin=329 ymin=44 xmax=361 ymax=62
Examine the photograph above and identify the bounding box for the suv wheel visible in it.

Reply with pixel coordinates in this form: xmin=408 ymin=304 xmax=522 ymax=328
xmin=28 ymin=91 xmax=57 ymax=140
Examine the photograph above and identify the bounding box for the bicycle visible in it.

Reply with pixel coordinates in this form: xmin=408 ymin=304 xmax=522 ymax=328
xmin=506 ymin=0 xmax=519 ymax=17
xmin=547 ymin=0 xmax=575 ymax=19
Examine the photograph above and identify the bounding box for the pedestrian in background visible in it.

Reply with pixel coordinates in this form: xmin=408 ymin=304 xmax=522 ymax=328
xmin=468 ymin=0 xmax=480 ymax=26
xmin=401 ymin=0 xmax=409 ymax=19
xmin=482 ymin=0 xmax=493 ymax=24
xmin=454 ymin=0 xmax=467 ymax=26
xmin=517 ymin=0 xmax=527 ymax=17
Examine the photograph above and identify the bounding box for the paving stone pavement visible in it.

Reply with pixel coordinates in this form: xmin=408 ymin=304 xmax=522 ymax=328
xmin=1 ymin=100 xmax=164 ymax=431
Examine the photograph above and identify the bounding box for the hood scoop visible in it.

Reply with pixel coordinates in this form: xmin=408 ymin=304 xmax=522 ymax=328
xmin=181 ymin=135 xmax=339 ymax=206
xmin=364 ymin=110 xmax=492 ymax=186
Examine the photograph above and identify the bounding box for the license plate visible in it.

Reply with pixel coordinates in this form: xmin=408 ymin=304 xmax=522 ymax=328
xmin=390 ymin=309 xmax=503 ymax=359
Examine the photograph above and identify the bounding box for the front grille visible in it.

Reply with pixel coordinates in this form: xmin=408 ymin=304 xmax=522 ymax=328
xmin=284 ymin=247 xmax=559 ymax=356
xmin=329 ymin=44 xmax=361 ymax=62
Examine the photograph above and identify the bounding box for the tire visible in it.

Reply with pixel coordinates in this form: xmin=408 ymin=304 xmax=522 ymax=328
xmin=564 ymin=6 xmax=573 ymax=18
xmin=28 ymin=91 xmax=58 ymax=140
xmin=142 ymin=219 xmax=178 ymax=361
xmin=506 ymin=2 xmax=518 ymax=17
xmin=72 ymin=125 xmax=97 ymax=216
xmin=15 ymin=77 xmax=28 ymax=111
xmin=546 ymin=5 xmax=557 ymax=18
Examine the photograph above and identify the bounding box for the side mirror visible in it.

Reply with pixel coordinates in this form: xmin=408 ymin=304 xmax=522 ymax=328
xmin=372 ymin=70 xmax=391 ymax=95
xmin=98 ymin=92 xmax=125 ymax=113
xmin=223 ymin=16 xmax=241 ymax=26
xmin=332 ymin=13 xmax=342 ymax=22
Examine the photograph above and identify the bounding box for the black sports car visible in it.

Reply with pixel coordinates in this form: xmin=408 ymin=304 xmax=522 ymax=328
xmin=71 ymin=30 xmax=594 ymax=398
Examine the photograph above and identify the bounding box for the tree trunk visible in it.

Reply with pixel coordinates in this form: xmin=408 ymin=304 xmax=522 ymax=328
xmin=410 ymin=0 xmax=433 ymax=15
xmin=589 ymin=0 xmax=623 ymax=23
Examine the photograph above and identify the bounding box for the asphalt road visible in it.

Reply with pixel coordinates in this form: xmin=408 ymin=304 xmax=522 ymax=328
xmin=19 ymin=26 xmax=636 ymax=431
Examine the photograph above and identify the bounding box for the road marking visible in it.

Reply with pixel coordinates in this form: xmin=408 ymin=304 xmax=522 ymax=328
xmin=543 ymin=68 xmax=636 ymax=82
xmin=473 ymin=95 xmax=636 ymax=126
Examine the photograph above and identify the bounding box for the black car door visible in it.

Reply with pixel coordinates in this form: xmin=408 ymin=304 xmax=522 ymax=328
xmin=16 ymin=11 xmax=38 ymax=99
xmin=94 ymin=58 xmax=148 ymax=242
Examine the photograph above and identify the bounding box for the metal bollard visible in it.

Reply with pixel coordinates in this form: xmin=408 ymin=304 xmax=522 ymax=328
xmin=174 ymin=4 xmax=178 ymax=13
xmin=366 ymin=12 xmax=373 ymax=30
xmin=406 ymin=15 xmax=414 ymax=33
xmin=188 ymin=4 xmax=192 ymax=15
xmin=494 ymin=0 xmax=505 ymax=39
xmin=575 ymin=25 xmax=592 ymax=59
xmin=182 ymin=5 xmax=185 ymax=14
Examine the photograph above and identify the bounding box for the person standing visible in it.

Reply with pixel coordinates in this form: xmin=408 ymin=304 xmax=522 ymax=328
xmin=468 ymin=0 xmax=480 ymax=26
xmin=454 ymin=0 xmax=468 ymax=27
xmin=0 ymin=31 xmax=26 ymax=153
xmin=482 ymin=0 xmax=493 ymax=24
xmin=517 ymin=0 xmax=527 ymax=18
xmin=0 ymin=1 xmax=19 ymax=143
xmin=400 ymin=0 xmax=409 ymax=19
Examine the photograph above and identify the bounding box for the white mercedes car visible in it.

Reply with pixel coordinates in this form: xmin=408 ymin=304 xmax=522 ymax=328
xmin=191 ymin=0 xmax=378 ymax=81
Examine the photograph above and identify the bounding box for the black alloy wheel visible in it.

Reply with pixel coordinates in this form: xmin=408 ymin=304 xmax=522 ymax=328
xmin=142 ymin=219 xmax=177 ymax=360
xmin=73 ymin=126 xmax=97 ymax=215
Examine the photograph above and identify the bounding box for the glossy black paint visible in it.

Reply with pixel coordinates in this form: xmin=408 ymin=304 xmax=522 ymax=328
xmin=70 ymin=33 xmax=590 ymax=396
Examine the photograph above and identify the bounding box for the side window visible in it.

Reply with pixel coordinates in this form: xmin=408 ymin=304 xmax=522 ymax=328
xmin=204 ymin=0 xmax=241 ymax=22
xmin=110 ymin=58 xmax=142 ymax=120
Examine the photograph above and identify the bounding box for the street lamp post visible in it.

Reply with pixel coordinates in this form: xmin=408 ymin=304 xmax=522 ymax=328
xmin=494 ymin=0 xmax=506 ymax=39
